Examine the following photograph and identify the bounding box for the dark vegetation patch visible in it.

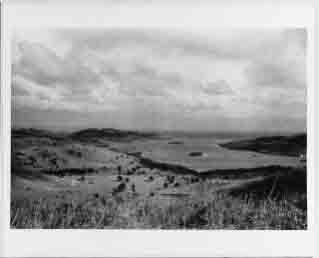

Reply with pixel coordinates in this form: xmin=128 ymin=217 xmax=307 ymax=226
xmin=69 ymin=128 xmax=157 ymax=143
xmin=11 ymin=168 xmax=49 ymax=181
xmin=226 ymin=169 xmax=307 ymax=210
xmin=126 ymin=151 xmax=143 ymax=157
xmin=12 ymin=128 xmax=66 ymax=140
xmin=168 ymin=141 xmax=184 ymax=145
xmin=200 ymin=165 xmax=299 ymax=179
xmin=138 ymin=157 xmax=198 ymax=176
xmin=43 ymin=167 xmax=97 ymax=176
xmin=220 ymin=133 xmax=306 ymax=157
xmin=189 ymin=151 xmax=204 ymax=157
xmin=66 ymin=149 xmax=83 ymax=157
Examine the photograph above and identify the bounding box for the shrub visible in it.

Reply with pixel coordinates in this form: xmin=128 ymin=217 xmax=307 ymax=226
xmin=131 ymin=183 xmax=136 ymax=193
xmin=78 ymin=176 xmax=85 ymax=181
xmin=112 ymin=183 xmax=126 ymax=195
xmin=94 ymin=193 xmax=99 ymax=198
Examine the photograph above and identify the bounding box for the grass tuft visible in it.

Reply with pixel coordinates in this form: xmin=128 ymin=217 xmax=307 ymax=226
xmin=11 ymin=192 xmax=306 ymax=229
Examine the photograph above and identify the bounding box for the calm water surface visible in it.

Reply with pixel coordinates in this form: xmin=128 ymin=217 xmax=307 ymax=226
xmin=112 ymin=135 xmax=300 ymax=172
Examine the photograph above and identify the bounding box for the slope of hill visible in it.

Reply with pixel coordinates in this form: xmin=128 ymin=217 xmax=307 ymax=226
xmin=70 ymin=128 xmax=157 ymax=142
xmin=220 ymin=133 xmax=306 ymax=157
xmin=12 ymin=128 xmax=66 ymax=139
xmin=10 ymin=128 xmax=307 ymax=229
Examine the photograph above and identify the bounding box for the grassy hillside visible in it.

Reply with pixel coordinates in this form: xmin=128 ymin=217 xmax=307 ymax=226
xmin=12 ymin=128 xmax=66 ymax=139
xmin=220 ymin=134 xmax=306 ymax=157
xmin=11 ymin=176 xmax=306 ymax=229
xmin=10 ymin=128 xmax=307 ymax=229
xmin=70 ymin=128 xmax=157 ymax=142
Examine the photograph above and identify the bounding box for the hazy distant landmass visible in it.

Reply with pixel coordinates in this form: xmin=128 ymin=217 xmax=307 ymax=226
xmin=12 ymin=127 xmax=306 ymax=154
xmin=12 ymin=127 xmax=306 ymax=157
xmin=69 ymin=128 xmax=158 ymax=142
xmin=220 ymin=134 xmax=306 ymax=157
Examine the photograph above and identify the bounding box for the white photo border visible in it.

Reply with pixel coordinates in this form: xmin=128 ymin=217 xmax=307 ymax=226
xmin=0 ymin=0 xmax=317 ymax=257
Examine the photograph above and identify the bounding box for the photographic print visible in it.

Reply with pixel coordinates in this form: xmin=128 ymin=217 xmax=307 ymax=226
xmin=10 ymin=28 xmax=307 ymax=229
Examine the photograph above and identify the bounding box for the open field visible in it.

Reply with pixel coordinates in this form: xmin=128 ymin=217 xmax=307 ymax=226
xmin=11 ymin=128 xmax=307 ymax=229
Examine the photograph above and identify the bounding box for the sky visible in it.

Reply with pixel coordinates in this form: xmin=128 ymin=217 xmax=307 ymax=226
xmin=11 ymin=28 xmax=307 ymax=133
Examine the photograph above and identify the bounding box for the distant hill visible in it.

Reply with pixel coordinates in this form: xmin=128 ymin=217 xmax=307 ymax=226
xmin=69 ymin=128 xmax=157 ymax=142
xmin=220 ymin=133 xmax=306 ymax=157
xmin=12 ymin=128 xmax=157 ymax=142
xmin=12 ymin=128 xmax=66 ymax=140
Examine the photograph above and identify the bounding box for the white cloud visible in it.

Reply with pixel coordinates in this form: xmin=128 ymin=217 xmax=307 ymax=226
xmin=11 ymin=28 xmax=307 ymax=132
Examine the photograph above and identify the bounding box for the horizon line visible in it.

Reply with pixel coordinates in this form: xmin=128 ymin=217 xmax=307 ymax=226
xmin=11 ymin=126 xmax=307 ymax=135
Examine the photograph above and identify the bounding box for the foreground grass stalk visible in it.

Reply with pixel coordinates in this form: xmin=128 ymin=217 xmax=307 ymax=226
xmin=11 ymin=191 xmax=306 ymax=229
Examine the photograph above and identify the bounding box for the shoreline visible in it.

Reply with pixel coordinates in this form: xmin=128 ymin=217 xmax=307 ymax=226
xmin=129 ymin=151 xmax=301 ymax=179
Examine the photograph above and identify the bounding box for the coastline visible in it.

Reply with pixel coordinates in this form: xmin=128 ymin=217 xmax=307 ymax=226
xmin=219 ymin=134 xmax=307 ymax=157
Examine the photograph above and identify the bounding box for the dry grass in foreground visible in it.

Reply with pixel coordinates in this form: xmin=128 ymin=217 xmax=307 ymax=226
xmin=11 ymin=191 xmax=306 ymax=229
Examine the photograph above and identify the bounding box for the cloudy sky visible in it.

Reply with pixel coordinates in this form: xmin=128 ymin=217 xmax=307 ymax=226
xmin=11 ymin=28 xmax=307 ymax=132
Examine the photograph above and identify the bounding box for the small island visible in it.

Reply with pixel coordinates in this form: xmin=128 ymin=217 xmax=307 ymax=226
xmin=188 ymin=151 xmax=204 ymax=157
xmin=168 ymin=141 xmax=184 ymax=145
